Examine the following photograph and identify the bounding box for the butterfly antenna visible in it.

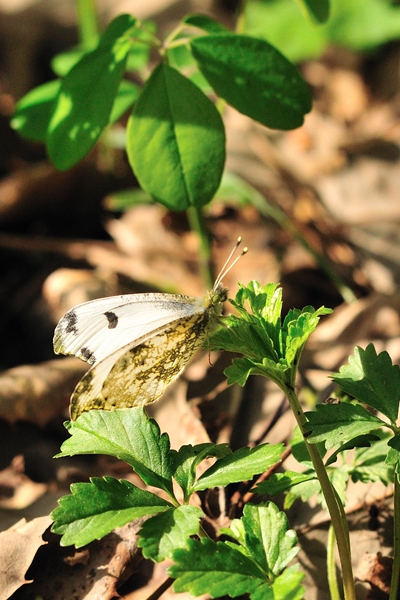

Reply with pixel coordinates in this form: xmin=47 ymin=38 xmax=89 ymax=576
xmin=213 ymin=237 xmax=248 ymax=289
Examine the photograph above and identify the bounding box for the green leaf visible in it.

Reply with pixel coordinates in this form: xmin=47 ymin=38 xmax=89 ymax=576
xmin=190 ymin=34 xmax=311 ymax=130
xmin=139 ymin=505 xmax=202 ymax=562
xmin=242 ymin=503 xmax=299 ymax=575
xmin=332 ymin=344 xmax=400 ymax=423
xmin=183 ymin=14 xmax=229 ymax=34
xmin=170 ymin=537 xmax=267 ymax=598
xmin=171 ymin=443 xmax=231 ymax=498
xmin=210 ymin=281 xmax=331 ymax=390
xmin=51 ymin=48 xmax=88 ymax=77
xmin=11 ymin=80 xmax=61 ymax=142
xmin=47 ymin=14 xmax=136 ymax=170
xmin=271 ymin=564 xmax=305 ymax=600
xmin=304 ymin=403 xmax=384 ymax=450
xmin=109 ymin=79 xmax=140 ymax=124
xmin=299 ymin=0 xmax=330 ymax=23
xmin=57 ymin=408 xmax=175 ymax=497
xmin=284 ymin=478 xmax=320 ymax=509
xmin=324 ymin=433 xmax=380 ymax=466
xmin=193 ymin=443 xmax=283 ymax=491
xmin=254 ymin=471 xmax=316 ymax=496
xmin=351 ymin=433 xmax=394 ymax=485
xmin=51 ymin=477 xmax=171 ymax=547
xmin=126 ymin=62 xmax=225 ymax=211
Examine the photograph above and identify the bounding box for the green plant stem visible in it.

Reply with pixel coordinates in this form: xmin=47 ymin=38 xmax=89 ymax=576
xmin=327 ymin=524 xmax=341 ymax=600
xmin=187 ymin=206 xmax=213 ymax=289
xmin=75 ymin=0 xmax=99 ymax=48
xmin=285 ymin=386 xmax=356 ymax=600
xmin=389 ymin=476 xmax=400 ymax=600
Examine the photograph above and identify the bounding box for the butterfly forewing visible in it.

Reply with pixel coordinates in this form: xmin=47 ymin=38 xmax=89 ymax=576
xmin=54 ymin=293 xmax=201 ymax=365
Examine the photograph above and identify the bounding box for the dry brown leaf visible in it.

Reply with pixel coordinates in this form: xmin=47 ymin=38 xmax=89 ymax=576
xmin=356 ymin=552 xmax=392 ymax=597
xmin=0 ymin=358 xmax=87 ymax=426
xmin=12 ymin=520 xmax=144 ymax=600
xmin=0 ymin=515 xmax=51 ymax=600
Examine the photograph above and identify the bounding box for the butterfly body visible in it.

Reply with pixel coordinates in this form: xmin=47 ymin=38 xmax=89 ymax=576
xmin=54 ymin=283 xmax=228 ymax=420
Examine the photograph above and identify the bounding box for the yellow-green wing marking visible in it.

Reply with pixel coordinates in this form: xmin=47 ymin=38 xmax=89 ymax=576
xmin=68 ymin=284 xmax=228 ymax=420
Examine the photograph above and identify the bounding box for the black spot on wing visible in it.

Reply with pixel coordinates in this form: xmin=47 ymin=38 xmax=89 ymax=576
xmin=64 ymin=310 xmax=78 ymax=334
xmin=105 ymin=311 xmax=118 ymax=329
xmin=80 ymin=347 xmax=95 ymax=363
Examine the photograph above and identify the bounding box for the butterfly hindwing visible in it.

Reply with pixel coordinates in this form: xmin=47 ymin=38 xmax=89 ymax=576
xmin=69 ymin=311 xmax=210 ymax=420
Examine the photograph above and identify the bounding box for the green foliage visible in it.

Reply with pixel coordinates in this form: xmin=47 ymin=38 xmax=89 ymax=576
xmin=332 ymin=344 xmax=400 ymax=424
xmin=210 ymin=281 xmax=331 ymax=389
xmin=52 ymin=408 xmax=285 ymax=551
xmin=126 ymin=62 xmax=225 ymax=211
xmin=12 ymin=10 xmax=312 ymax=211
xmin=170 ymin=503 xmax=304 ymax=599
xmin=52 ymin=477 xmax=171 ymax=547
xmin=245 ymin=0 xmax=400 ymax=63
xmin=190 ymin=34 xmax=312 ymax=130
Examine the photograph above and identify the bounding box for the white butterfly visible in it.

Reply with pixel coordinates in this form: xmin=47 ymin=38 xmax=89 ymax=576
xmin=54 ymin=239 xmax=247 ymax=420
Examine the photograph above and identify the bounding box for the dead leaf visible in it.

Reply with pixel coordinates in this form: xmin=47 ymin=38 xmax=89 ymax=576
xmin=0 ymin=515 xmax=51 ymax=600
xmin=12 ymin=519 xmax=144 ymax=600
xmin=0 ymin=358 xmax=87 ymax=426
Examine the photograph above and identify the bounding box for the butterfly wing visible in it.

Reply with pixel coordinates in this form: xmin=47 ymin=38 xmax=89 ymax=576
xmin=70 ymin=310 xmax=210 ymax=420
xmin=53 ymin=293 xmax=199 ymax=365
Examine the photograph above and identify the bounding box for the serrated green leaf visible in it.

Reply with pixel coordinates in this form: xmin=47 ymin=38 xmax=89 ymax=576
xmin=299 ymin=0 xmax=330 ymax=23
xmin=126 ymin=62 xmax=225 ymax=211
xmin=304 ymin=403 xmax=385 ymax=449
xmin=243 ymin=503 xmax=299 ymax=575
xmin=193 ymin=443 xmax=283 ymax=490
xmin=211 ymin=282 xmax=330 ymax=391
xmin=57 ymin=408 xmax=175 ymax=497
xmin=51 ymin=476 xmax=171 ymax=547
xmin=387 ymin=436 xmax=400 ymax=477
xmin=271 ymin=564 xmax=305 ymax=600
xmin=170 ymin=537 xmax=266 ymax=597
xmin=47 ymin=14 xmax=136 ymax=170
xmin=254 ymin=471 xmax=316 ymax=496
xmin=332 ymin=344 xmax=400 ymax=423
xmin=284 ymin=477 xmax=320 ymax=509
xmin=11 ymin=80 xmax=61 ymax=142
xmin=250 ymin=582 xmax=274 ymax=600
xmin=171 ymin=443 xmax=231 ymax=498
xmin=190 ymin=34 xmax=311 ymax=130
xmin=139 ymin=505 xmax=202 ymax=562
xmin=351 ymin=433 xmax=394 ymax=484
xmin=325 ymin=433 xmax=380 ymax=467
